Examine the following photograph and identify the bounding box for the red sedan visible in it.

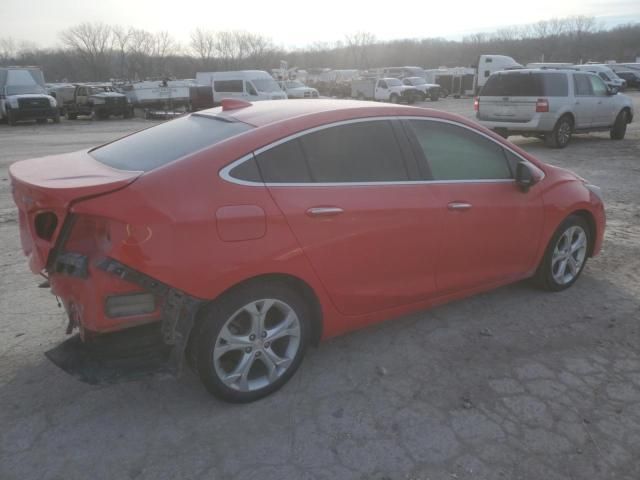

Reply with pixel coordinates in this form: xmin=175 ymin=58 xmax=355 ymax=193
xmin=10 ymin=99 xmax=605 ymax=402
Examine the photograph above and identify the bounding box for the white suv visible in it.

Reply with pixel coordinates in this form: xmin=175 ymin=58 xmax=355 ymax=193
xmin=476 ymin=68 xmax=634 ymax=148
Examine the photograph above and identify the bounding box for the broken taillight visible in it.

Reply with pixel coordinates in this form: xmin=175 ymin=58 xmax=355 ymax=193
xmin=34 ymin=212 xmax=58 ymax=240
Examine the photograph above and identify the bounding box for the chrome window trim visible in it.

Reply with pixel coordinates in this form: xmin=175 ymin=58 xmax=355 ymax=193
xmin=219 ymin=115 xmax=544 ymax=187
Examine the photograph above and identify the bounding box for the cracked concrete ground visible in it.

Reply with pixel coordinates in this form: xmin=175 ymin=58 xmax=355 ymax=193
xmin=1 ymin=95 xmax=639 ymax=480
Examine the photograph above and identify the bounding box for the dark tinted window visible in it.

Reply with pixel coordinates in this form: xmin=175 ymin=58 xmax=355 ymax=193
xmin=408 ymin=120 xmax=512 ymax=180
xmin=574 ymin=74 xmax=592 ymax=95
xmin=255 ymin=139 xmax=312 ymax=183
xmin=91 ymin=115 xmax=251 ymax=172
xmin=481 ymin=72 xmax=567 ymax=97
xmin=214 ymin=80 xmax=244 ymax=92
xmin=229 ymin=156 xmax=262 ymax=182
xmin=299 ymin=121 xmax=408 ymax=182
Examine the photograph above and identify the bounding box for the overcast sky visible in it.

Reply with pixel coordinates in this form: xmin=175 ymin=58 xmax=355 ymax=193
xmin=3 ymin=0 xmax=640 ymax=49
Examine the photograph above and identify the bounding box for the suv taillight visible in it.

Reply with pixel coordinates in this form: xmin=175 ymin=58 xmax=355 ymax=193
xmin=536 ymin=98 xmax=549 ymax=113
xmin=473 ymin=97 xmax=479 ymax=111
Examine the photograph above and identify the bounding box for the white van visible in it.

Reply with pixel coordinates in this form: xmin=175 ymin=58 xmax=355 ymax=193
xmin=195 ymin=70 xmax=287 ymax=104
xmin=475 ymin=55 xmax=522 ymax=93
xmin=574 ymin=65 xmax=626 ymax=90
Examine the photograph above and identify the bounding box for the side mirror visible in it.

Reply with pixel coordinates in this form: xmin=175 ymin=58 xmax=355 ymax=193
xmin=515 ymin=161 xmax=536 ymax=192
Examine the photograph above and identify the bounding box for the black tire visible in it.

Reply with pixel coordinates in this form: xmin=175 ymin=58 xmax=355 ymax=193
xmin=389 ymin=93 xmax=399 ymax=104
xmin=36 ymin=118 xmax=47 ymax=124
xmin=544 ymin=115 xmax=573 ymax=148
xmin=493 ymin=128 xmax=509 ymax=139
xmin=533 ymin=215 xmax=590 ymax=292
xmin=194 ymin=281 xmax=311 ymax=403
xmin=440 ymin=88 xmax=449 ymax=98
xmin=7 ymin=109 xmax=17 ymax=126
xmin=610 ymin=110 xmax=628 ymax=140
xmin=52 ymin=113 xmax=61 ymax=124
xmin=66 ymin=111 xmax=78 ymax=120
xmin=430 ymin=91 xmax=439 ymax=101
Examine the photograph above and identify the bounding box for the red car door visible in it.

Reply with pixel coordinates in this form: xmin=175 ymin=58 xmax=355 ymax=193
xmin=404 ymin=119 xmax=544 ymax=293
xmin=254 ymin=119 xmax=444 ymax=316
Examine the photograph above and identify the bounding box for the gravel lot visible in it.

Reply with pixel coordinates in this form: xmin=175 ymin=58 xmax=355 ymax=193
xmin=1 ymin=95 xmax=639 ymax=480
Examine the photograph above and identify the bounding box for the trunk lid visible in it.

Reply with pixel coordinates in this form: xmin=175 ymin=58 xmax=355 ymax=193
xmin=9 ymin=150 xmax=141 ymax=273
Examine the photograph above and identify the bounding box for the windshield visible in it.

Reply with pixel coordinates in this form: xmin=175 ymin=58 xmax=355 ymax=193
xmin=91 ymin=115 xmax=252 ymax=172
xmin=89 ymin=86 xmax=112 ymax=94
xmin=252 ymin=77 xmax=281 ymax=93
xmin=5 ymin=84 xmax=47 ymax=95
xmin=286 ymin=81 xmax=304 ymax=88
xmin=598 ymin=72 xmax=611 ymax=81
xmin=386 ymin=78 xmax=402 ymax=87
xmin=410 ymin=77 xmax=426 ymax=85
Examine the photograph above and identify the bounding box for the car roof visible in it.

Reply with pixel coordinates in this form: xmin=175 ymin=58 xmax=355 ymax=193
xmin=196 ymin=99 xmax=440 ymax=128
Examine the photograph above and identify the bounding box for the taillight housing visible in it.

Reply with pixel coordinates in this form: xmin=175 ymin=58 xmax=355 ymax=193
xmin=536 ymin=98 xmax=549 ymax=113
xmin=473 ymin=97 xmax=480 ymax=111
xmin=63 ymin=215 xmax=113 ymax=256
xmin=34 ymin=211 xmax=58 ymax=240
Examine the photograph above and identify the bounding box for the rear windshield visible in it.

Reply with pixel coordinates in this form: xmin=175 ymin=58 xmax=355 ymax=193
xmin=90 ymin=115 xmax=251 ymax=172
xmin=481 ymin=72 xmax=568 ymax=97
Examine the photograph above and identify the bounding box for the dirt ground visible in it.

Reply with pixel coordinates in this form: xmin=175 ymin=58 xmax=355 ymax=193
xmin=1 ymin=95 xmax=639 ymax=480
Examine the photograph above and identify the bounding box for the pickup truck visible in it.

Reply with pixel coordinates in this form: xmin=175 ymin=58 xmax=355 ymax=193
xmin=1 ymin=67 xmax=60 ymax=125
xmin=351 ymin=77 xmax=419 ymax=103
xmin=402 ymin=77 xmax=441 ymax=101
xmin=55 ymin=84 xmax=132 ymax=120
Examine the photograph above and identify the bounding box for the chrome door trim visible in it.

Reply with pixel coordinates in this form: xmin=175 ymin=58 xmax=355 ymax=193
xmin=219 ymin=115 xmax=545 ymax=187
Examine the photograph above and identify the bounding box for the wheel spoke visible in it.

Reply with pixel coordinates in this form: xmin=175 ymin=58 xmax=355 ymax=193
xmin=261 ymin=352 xmax=280 ymax=383
xmin=571 ymin=233 xmax=586 ymax=253
xmin=566 ymin=256 xmax=579 ymax=276
xmin=264 ymin=346 xmax=292 ymax=370
xmin=224 ymin=353 xmax=255 ymax=391
xmin=265 ymin=311 xmax=300 ymax=342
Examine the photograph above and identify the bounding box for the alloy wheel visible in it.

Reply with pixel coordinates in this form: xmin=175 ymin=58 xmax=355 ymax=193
xmin=213 ymin=299 xmax=301 ymax=392
xmin=551 ymin=225 xmax=588 ymax=285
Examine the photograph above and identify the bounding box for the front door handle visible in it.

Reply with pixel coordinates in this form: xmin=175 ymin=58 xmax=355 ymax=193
xmin=306 ymin=207 xmax=344 ymax=217
xmin=447 ymin=202 xmax=472 ymax=211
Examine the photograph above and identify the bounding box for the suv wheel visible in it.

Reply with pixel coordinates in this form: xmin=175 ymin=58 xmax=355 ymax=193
xmin=545 ymin=116 xmax=573 ymax=148
xmin=610 ymin=110 xmax=628 ymax=140
xmin=389 ymin=93 xmax=399 ymax=104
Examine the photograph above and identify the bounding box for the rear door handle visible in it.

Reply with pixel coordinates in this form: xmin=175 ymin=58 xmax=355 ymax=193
xmin=447 ymin=202 xmax=472 ymax=211
xmin=306 ymin=207 xmax=344 ymax=217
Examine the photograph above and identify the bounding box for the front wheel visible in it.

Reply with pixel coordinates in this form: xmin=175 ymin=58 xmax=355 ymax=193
xmin=194 ymin=282 xmax=310 ymax=403
xmin=533 ymin=215 xmax=590 ymax=291
xmin=610 ymin=110 xmax=628 ymax=140
xmin=430 ymin=91 xmax=439 ymax=101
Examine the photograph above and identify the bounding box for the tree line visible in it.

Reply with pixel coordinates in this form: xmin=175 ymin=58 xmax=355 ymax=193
xmin=0 ymin=16 xmax=639 ymax=83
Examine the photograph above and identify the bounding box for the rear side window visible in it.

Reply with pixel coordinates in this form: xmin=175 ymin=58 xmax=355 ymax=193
xmin=255 ymin=139 xmax=312 ymax=183
xmin=574 ymin=74 xmax=593 ymax=96
xmin=481 ymin=72 xmax=566 ymax=97
xmin=408 ymin=120 xmax=512 ymax=180
xmin=91 ymin=115 xmax=251 ymax=172
xmin=299 ymin=121 xmax=408 ymax=182
xmin=214 ymin=80 xmax=244 ymax=92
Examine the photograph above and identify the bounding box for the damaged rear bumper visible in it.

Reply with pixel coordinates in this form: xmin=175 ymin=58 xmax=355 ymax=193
xmin=48 ymin=256 xmax=203 ymax=380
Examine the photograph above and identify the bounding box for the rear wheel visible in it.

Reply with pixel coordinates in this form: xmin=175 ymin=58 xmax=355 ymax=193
xmin=66 ymin=111 xmax=77 ymax=120
xmin=194 ymin=282 xmax=310 ymax=403
xmin=545 ymin=116 xmax=573 ymax=148
xmin=389 ymin=93 xmax=399 ymax=104
xmin=533 ymin=215 xmax=590 ymax=291
xmin=610 ymin=110 xmax=628 ymax=140
xmin=430 ymin=91 xmax=439 ymax=101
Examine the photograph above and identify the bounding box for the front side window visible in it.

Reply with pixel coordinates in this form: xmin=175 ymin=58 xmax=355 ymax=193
xmin=408 ymin=120 xmax=512 ymax=181
xmin=598 ymin=72 xmax=610 ymax=81
xmin=589 ymin=75 xmax=608 ymax=96
xmin=573 ymin=74 xmax=593 ymax=96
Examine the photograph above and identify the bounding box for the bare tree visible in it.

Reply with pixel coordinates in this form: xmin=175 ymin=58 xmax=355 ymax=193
xmin=344 ymin=32 xmax=376 ymax=69
xmin=112 ymin=26 xmax=132 ymax=79
xmin=190 ymin=28 xmax=217 ymax=68
xmin=60 ymin=22 xmax=114 ymax=80
xmin=0 ymin=37 xmax=17 ymax=64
